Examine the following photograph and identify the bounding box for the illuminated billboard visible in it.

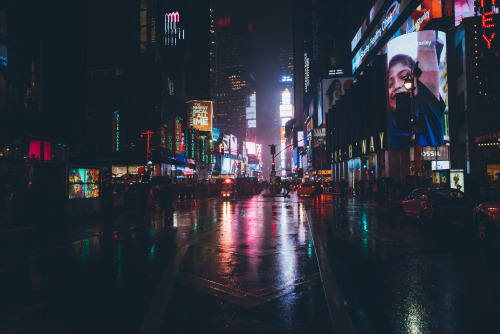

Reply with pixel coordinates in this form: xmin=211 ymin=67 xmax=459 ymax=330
xmin=280 ymin=104 xmax=293 ymax=118
xmin=212 ymin=127 xmax=221 ymax=142
xmin=322 ymin=77 xmax=354 ymax=113
xmin=317 ymin=80 xmax=323 ymax=127
xmin=68 ymin=168 xmax=100 ymax=199
xmin=297 ymin=131 xmax=304 ymax=147
xmin=352 ymin=0 xmax=443 ymax=74
xmin=230 ymin=135 xmax=237 ymax=155
xmin=246 ymin=106 xmax=256 ymax=119
xmin=187 ymin=100 xmax=213 ymax=132
xmin=222 ymin=134 xmax=230 ymax=154
xmin=281 ymin=117 xmax=291 ymax=126
xmin=281 ymin=90 xmax=291 ymax=105
xmin=247 ymin=119 xmax=256 ymax=128
xmin=281 ymin=75 xmax=293 ymax=82
xmin=0 ymin=46 xmax=7 ymax=67
xmin=387 ymin=31 xmax=448 ymax=149
xmin=222 ymin=157 xmax=232 ymax=174
xmin=165 ymin=11 xmax=185 ymax=46
xmin=247 ymin=142 xmax=256 ymax=155
xmin=249 ymin=93 xmax=256 ymax=107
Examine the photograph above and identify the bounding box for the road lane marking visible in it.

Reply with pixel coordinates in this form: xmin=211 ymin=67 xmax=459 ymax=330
xmin=138 ymin=221 xmax=221 ymax=334
xmin=306 ymin=211 xmax=357 ymax=334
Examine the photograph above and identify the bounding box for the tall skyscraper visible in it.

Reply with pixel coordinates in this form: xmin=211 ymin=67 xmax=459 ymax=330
xmin=210 ymin=12 xmax=254 ymax=141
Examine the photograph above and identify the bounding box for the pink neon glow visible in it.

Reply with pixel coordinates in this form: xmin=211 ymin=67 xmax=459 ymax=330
xmin=44 ymin=141 xmax=51 ymax=161
xmin=29 ymin=140 xmax=41 ymax=160
xmin=166 ymin=11 xmax=179 ymax=23
xmin=217 ymin=17 xmax=231 ymax=27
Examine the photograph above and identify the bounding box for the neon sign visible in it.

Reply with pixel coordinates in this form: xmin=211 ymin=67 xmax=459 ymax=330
xmin=480 ymin=0 xmax=498 ymax=49
xmin=113 ymin=110 xmax=120 ymax=152
xmin=165 ymin=11 xmax=185 ymax=46
xmin=217 ymin=17 xmax=231 ymax=27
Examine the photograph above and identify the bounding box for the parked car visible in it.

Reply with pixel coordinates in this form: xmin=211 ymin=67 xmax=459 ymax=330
xmin=400 ymin=187 xmax=474 ymax=224
xmin=473 ymin=196 xmax=500 ymax=242
xmin=298 ymin=182 xmax=315 ymax=196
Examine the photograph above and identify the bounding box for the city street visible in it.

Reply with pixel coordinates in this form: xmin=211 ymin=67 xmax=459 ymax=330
xmin=0 ymin=192 xmax=499 ymax=333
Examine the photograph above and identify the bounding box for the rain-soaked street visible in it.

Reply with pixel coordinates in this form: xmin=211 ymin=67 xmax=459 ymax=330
xmin=1 ymin=192 xmax=499 ymax=333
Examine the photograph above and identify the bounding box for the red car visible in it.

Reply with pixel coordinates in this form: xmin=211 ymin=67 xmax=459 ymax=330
xmin=473 ymin=198 xmax=500 ymax=242
xmin=298 ymin=183 xmax=315 ymax=196
xmin=401 ymin=187 xmax=474 ymax=224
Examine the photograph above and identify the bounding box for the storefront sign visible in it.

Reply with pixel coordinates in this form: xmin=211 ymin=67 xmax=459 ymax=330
xmin=476 ymin=132 xmax=500 ymax=143
xmin=480 ymin=0 xmax=498 ymax=49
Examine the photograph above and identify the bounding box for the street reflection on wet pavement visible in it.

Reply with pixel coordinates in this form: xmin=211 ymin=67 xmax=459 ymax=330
xmin=0 ymin=192 xmax=499 ymax=333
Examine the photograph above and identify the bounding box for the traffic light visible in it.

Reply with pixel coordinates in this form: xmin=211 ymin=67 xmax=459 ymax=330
xmin=270 ymin=144 xmax=276 ymax=155
xmin=220 ymin=144 xmax=224 ymax=153
xmin=271 ymin=161 xmax=276 ymax=172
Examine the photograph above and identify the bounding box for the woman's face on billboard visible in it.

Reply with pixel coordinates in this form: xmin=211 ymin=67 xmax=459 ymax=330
xmin=387 ymin=62 xmax=417 ymax=111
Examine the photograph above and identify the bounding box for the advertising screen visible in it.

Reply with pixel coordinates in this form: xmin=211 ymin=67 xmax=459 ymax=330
xmin=222 ymin=134 xmax=230 ymax=154
xmin=230 ymin=135 xmax=237 ymax=155
xmin=450 ymin=169 xmax=465 ymax=192
xmin=68 ymin=168 xmax=100 ymax=199
xmin=212 ymin=127 xmax=221 ymax=142
xmin=317 ymin=80 xmax=323 ymax=127
xmin=386 ymin=31 xmax=448 ymax=149
xmin=247 ymin=142 xmax=256 ymax=155
xmin=322 ymin=77 xmax=354 ymax=112
xmin=281 ymin=90 xmax=291 ymax=105
xmin=280 ymin=104 xmax=293 ymax=118
xmin=297 ymin=131 xmax=304 ymax=147
xmin=455 ymin=0 xmax=474 ymax=26
xmin=222 ymin=157 xmax=232 ymax=174
xmin=246 ymin=106 xmax=256 ymax=119
xmin=281 ymin=117 xmax=291 ymax=126
xmin=247 ymin=119 xmax=256 ymax=128
xmin=186 ymin=100 xmax=213 ymax=132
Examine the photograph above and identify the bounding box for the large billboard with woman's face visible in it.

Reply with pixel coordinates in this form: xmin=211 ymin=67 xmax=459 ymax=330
xmin=322 ymin=77 xmax=354 ymax=115
xmin=387 ymin=30 xmax=448 ymax=149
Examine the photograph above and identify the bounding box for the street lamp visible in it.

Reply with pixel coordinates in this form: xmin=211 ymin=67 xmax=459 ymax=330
xmin=403 ymin=61 xmax=422 ymax=188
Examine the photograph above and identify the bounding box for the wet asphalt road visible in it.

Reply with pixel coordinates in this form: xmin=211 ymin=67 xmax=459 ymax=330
xmin=0 ymin=192 xmax=499 ymax=333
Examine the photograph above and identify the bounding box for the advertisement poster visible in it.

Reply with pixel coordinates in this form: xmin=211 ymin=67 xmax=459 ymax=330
xmin=230 ymin=135 xmax=237 ymax=155
xmin=322 ymin=77 xmax=354 ymax=114
xmin=387 ymin=30 xmax=448 ymax=149
xmin=186 ymin=100 xmax=213 ymax=132
xmin=222 ymin=134 xmax=230 ymax=154
xmin=450 ymin=169 xmax=465 ymax=192
xmin=317 ymin=80 xmax=323 ymax=126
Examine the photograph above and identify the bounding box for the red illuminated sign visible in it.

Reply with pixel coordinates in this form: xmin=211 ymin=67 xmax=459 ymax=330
xmin=480 ymin=0 xmax=498 ymax=49
xmin=217 ymin=17 xmax=230 ymax=27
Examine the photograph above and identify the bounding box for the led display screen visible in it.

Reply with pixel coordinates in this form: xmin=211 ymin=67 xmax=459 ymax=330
xmin=247 ymin=142 xmax=256 ymax=155
xmin=317 ymin=80 xmax=323 ymax=127
xmin=222 ymin=134 xmax=230 ymax=154
xmin=222 ymin=157 xmax=232 ymax=174
xmin=247 ymin=119 xmax=256 ymax=128
xmin=454 ymin=0 xmax=475 ymax=26
xmin=281 ymin=117 xmax=291 ymax=126
xmin=297 ymin=131 xmax=304 ymax=147
xmin=68 ymin=168 xmax=100 ymax=199
xmin=246 ymin=106 xmax=256 ymax=119
xmin=322 ymin=77 xmax=354 ymax=113
xmin=212 ymin=127 xmax=221 ymax=142
xmin=230 ymin=135 xmax=237 ymax=155
xmin=280 ymin=104 xmax=293 ymax=118
xmin=386 ymin=30 xmax=448 ymax=149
